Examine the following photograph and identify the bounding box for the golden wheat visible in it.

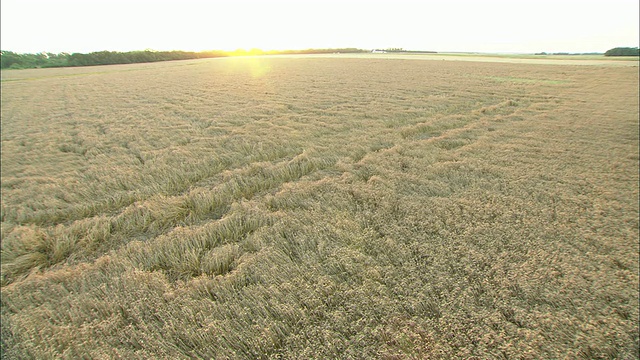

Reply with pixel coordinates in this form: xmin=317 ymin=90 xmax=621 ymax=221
xmin=1 ymin=55 xmax=638 ymax=358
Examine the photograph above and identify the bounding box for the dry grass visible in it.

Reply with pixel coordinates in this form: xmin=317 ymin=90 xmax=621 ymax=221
xmin=1 ymin=55 xmax=638 ymax=358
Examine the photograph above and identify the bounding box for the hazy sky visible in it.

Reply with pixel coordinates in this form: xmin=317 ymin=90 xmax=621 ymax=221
xmin=1 ymin=0 xmax=638 ymax=54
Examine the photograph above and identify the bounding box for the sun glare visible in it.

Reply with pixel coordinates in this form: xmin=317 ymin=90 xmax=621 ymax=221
xmin=226 ymin=56 xmax=272 ymax=78
xmin=246 ymin=57 xmax=271 ymax=78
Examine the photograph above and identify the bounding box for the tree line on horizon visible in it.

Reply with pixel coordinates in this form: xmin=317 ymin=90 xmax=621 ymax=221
xmin=2 ymin=47 xmax=637 ymax=70
xmin=534 ymin=47 xmax=639 ymax=56
xmin=0 ymin=48 xmax=368 ymax=70
xmin=603 ymin=47 xmax=640 ymax=56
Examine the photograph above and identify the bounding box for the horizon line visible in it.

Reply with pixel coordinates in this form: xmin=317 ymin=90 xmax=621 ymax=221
xmin=2 ymin=47 xmax=631 ymax=56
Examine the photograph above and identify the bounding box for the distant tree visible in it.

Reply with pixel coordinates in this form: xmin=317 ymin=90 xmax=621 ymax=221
xmin=604 ymin=47 xmax=640 ymax=56
xmin=67 ymin=52 xmax=91 ymax=66
xmin=0 ymin=51 xmax=23 ymax=69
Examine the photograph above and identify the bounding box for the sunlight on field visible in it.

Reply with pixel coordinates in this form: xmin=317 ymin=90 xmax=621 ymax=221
xmin=1 ymin=56 xmax=638 ymax=358
xmin=239 ymin=53 xmax=640 ymax=67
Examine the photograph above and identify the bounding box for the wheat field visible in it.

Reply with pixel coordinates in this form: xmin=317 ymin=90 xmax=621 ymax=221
xmin=1 ymin=55 xmax=638 ymax=358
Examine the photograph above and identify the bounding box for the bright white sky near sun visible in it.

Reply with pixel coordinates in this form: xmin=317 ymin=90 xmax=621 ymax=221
xmin=1 ymin=0 xmax=638 ymax=54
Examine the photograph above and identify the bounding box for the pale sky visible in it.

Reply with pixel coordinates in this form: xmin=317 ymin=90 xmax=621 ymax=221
xmin=1 ymin=0 xmax=638 ymax=54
